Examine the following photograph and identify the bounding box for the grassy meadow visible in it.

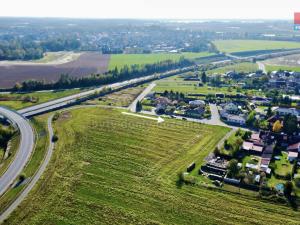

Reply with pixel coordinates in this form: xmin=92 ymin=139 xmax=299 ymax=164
xmin=207 ymin=62 xmax=258 ymax=75
xmin=265 ymin=64 xmax=300 ymax=72
xmin=213 ymin=40 xmax=300 ymax=53
xmin=5 ymin=107 xmax=300 ymax=224
xmin=108 ymin=52 xmax=214 ymax=70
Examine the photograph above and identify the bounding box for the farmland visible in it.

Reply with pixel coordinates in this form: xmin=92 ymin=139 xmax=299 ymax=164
xmin=0 ymin=88 xmax=85 ymax=110
xmin=0 ymin=52 xmax=110 ymax=88
xmin=5 ymin=107 xmax=300 ymax=224
xmin=108 ymin=52 xmax=214 ymax=70
xmin=213 ymin=40 xmax=300 ymax=53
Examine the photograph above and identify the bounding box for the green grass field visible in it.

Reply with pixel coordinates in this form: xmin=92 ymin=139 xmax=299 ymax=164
xmin=154 ymin=76 xmax=237 ymax=95
xmin=108 ymin=52 xmax=214 ymax=70
xmin=265 ymin=64 xmax=300 ymax=72
xmin=213 ymin=40 xmax=300 ymax=53
xmin=0 ymin=89 xmax=85 ymax=110
xmin=6 ymin=107 xmax=300 ymax=224
xmin=207 ymin=62 xmax=258 ymax=75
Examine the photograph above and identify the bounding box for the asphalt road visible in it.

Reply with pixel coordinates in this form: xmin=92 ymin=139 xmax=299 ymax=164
xmin=18 ymin=66 xmax=195 ymax=117
xmin=128 ymin=82 xmax=156 ymax=112
xmin=0 ymin=107 xmax=34 ymax=197
xmin=0 ymin=114 xmax=54 ymax=223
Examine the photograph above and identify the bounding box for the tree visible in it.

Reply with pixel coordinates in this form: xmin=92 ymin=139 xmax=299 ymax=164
xmin=201 ymin=72 xmax=207 ymax=83
xmin=272 ymin=120 xmax=282 ymax=133
xmin=266 ymin=106 xmax=273 ymax=118
xmin=213 ymin=147 xmax=220 ymax=156
xmin=283 ymin=114 xmax=298 ymax=135
xmin=284 ymin=181 xmax=293 ymax=198
xmin=227 ymin=159 xmax=239 ymax=178
xmin=136 ymin=100 xmax=142 ymax=112
xmin=246 ymin=111 xmax=256 ymax=127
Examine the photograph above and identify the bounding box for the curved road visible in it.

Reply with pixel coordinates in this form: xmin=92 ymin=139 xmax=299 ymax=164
xmin=0 ymin=107 xmax=34 ymax=197
xmin=0 ymin=114 xmax=54 ymax=223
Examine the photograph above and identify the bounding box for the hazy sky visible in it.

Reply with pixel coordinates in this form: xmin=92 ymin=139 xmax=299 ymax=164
xmin=1 ymin=0 xmax=300 ymax=20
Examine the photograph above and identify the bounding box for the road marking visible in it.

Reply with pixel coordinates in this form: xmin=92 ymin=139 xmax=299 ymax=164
xmin=122 ymin=112 xmax=164 ymax=123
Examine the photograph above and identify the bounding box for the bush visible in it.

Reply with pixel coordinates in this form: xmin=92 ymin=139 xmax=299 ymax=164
xmin=52 ymin=134 xmax=59 ymax=142
xmin=52 ymin=113 xmax=60 ymax=121
xmin=295 ymin=178 xmax=300 ymax=188
xmin=214 ymin=147 xmax=220 ymax=156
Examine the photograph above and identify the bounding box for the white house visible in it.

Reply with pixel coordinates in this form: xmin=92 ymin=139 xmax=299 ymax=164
xmin=288 ymin=151 xmax=298 ymax=162
xmin=226 ymin=114 xmax=246 ymax=125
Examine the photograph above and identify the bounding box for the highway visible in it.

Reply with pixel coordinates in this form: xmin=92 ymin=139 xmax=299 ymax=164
xmin=18 ymin=66 xmax=195 ymax=117
xmin=18 ymin=48 xmax=300 ymax=118
xmin=0 ymin=107 xmax=34 ymax=197
xmin=0 ymin=114 xmax=54 ymax=223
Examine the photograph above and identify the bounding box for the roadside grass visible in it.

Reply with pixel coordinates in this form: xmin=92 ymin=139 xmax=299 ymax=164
xmin=0 ymin=134 xmax=20 ymax=177
xmin=86 ymin=85 xmax=146 ymax=107
xmin=5 ymin=107 xmax=300 ymax=225
xmin=213 ymin=40 xmax=300 ymax=53
xmin=0 ymin=89 xmax=85 ymax=110
xmin=108 ymin=52 xmax=214 ymax=70
xmin=0 ymin=115 xmax=49 ymax=213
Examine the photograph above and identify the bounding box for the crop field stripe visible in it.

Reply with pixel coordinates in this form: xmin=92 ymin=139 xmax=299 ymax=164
xmin=5 ymin=107 xmax=300 ymax=225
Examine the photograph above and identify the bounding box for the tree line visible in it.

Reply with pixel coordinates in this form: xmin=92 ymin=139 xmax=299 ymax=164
xmin=0 ymin=38 xmax=81 ymax=61
xmin=13 ymin=57 xmax=194 ymax=92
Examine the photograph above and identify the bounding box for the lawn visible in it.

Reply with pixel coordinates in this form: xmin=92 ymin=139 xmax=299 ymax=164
xmin=0 ymin=88 xmax=85 ymax=110
xmin=6 ymin=107 xmax=300 ymax=224
xmin=273 ymin=152 xmax=293 ymax=177
xmin=213 ymin=40 xmax=300 ymax=53
xmin=108 ymin=52 xmax=214 ymax=70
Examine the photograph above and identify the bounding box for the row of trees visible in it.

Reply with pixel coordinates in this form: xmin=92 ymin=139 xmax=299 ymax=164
xmin=13 ymin=57 xmax=194 ymax=92
xmin=161 ymin=90 xmax=185 ymax=101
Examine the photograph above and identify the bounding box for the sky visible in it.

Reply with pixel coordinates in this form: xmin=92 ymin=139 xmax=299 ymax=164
xmin=1 ymin=0 xmax=300 ymax=20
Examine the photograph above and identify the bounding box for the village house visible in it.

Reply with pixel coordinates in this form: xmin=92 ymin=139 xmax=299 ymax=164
xmin=242 ymin=133 xmax=264 ymax=155
xmin=220 ymin=102 xmax=246 ymax=125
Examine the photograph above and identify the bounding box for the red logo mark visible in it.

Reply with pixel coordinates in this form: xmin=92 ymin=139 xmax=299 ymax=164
xmin=295 ymin=13 xmax=300 ymax=24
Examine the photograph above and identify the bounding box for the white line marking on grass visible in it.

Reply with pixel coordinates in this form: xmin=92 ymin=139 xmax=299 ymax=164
xmin=122 ymin=112 xmax=164 ymax=123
